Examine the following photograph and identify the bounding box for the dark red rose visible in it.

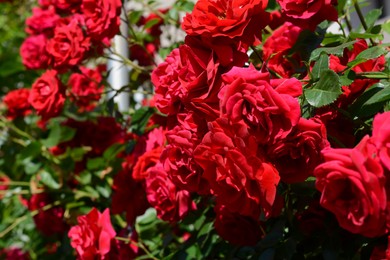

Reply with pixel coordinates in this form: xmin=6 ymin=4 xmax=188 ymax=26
xmin=314 ymin=136 xmax=388 ymax=237
xmin=145 ymin=163 xmax=196 ymax=222
xmin=111 ymin=167 xmax=149 ymax=225
xmin=182 ymin=0 xmax=269 ymax=46
xmin=20 ymin=34 xmax=50 ymax=70
xmin=25 ymin=6 xmax=60 ymax=36
xmin=372 ymin=112 xmax=390 ymax=172
xmin=68 ymin=208 xmax=116 ymax=260
xmin=68 ymin=66 xmax=103 ymax=111
xmin=267 ymin=117 xmax=329 ymax=183
xmin=219 ymin=65 xmax=301 ymax=143
xmin=3 ymin=88 xmax=32 ymax=120
xmin=28 ymin=193 xmax=67 ymax=236
xmin=81 ymin=0 xmax=121 ymax=41
xmin=46 ymin=18 xmax=91 ymax=70
xmin=214 ymin=204 xmax=264 ymax=246
xmin=194 ymin=119 xmax=280 ymax=219
xmin=28 ymin=70 xmax=65 ymax=120
xmin=0 ymin=248 xmax=30 ymax=260
xmin=277 ymin=0 xmax=338 ymax=30
xmin=52 ymin=117 xmax=126 ymax=159
xmin=53 ymin=0 xmax=81 ymax=12
xmin=262 ymin=22 xmax=303 ymax=78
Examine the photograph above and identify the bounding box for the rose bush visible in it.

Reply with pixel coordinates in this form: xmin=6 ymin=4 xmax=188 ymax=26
xmin=1 ymin=0 xmax=390 ymax=259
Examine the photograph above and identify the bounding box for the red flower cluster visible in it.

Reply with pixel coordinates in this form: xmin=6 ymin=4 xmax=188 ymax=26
xmin=315 ymin=112 xmax=390 ymax=238
xmin=152 ymin=0 xmax=330 ymax=246
xmin=18 ymin=0 xmax=122 ymax=120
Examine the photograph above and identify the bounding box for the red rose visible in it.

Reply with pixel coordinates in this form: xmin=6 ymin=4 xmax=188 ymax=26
xmin=182 ymin=0 xmax=269 ymax=46
xmin=20 ymin=34 xmax=50 ymax=70
xmin=111 ymin=167 xmax=149 ymax=225
xmin=0 ymin=248 xmax=29 ymax=260
xmin=28 ymin=70 xmax=65 ymax=120
xmin=161 ymin=114 xmax=210 ymax=195
xmin=219 ymin=65 xmax=301 ymax=143
xmin=25 ymin=6 xmax=60 ymax=36
xmin=372 ymin=112 xmax=390 ymax=172
xmin=28 ymin=193 xmax=67 ymax=236
xmin=3 ymin=88 xmax=32 ymax=120
xmin=314 ymin=136 xmax=388 ymax=237
xmin=132 ymin=147 xmax=163 ymax=180
xmin=277 ymin=0 xmax=338 ymax=30
xmin=267 ymin=117 xmax=329 ymax=183
xmin=68 ymin=208 xmax=116 ymax=260
xmin=145 ymin=163 xmax=196 ymax=222
xmin=194 ymin=119 xmax=280 ymax=219
xmin=68 ymin=66 xmax=103 ymax=111
xmin=53 ymin=117 xmax=126 ymax=159
xmin=81 ymin=0 xmax=121 ymax=41
xmin=214 ymin=204 xmax=264 ymax=246
xmin=53 ymin=0 xmax=81 ymax=12
xmin=46 ymin=18 xmax=91 ymax=70
xmin=262 ymin=23 xmax=303 ymax=78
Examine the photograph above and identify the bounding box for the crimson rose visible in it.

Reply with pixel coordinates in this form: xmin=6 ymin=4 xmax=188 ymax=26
xmin=68 ymin=208 xmax=116 ymax=259
xmin=314 ymin=137 xmax=388 ymax=237
xmin=28 ymin=70 xmax=65 ymax=120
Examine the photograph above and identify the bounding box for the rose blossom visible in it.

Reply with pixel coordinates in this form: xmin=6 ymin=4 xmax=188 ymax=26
xmin=277 ymin=0 xmax=338 ymax=30
xmin=145 ymin=163 xmax=196 ymax=222
xmin=68 ymin=208 xmax=116 ymax=259
xmin=25 ymin=6 xmax=60 ymax=36
xmin=372 ymin=112 xmax=390 ymax=172
xmin=20 ymin=34 xmax=50 ymax=70
xmin=219 ymin=65 xmax=301 ymax=143
xmin=3 ymin=88 xmax=32 ymax=120
xmin=68 ymin=66 xmax=103 ymax=111
xmin=81 ymin=0 xmax=121 ymax=41
xmin=214 ymin=204 xmax=264 ymax=246
xmin=28 ymin=70 xmax=65 ymax=120
xmin=262 ymin=22 xmax=303 ymax=78
xmin=182 ymin=0 xmax=269 ymax=46
xmin=314 ymin=136 xmax=388 ymax=237
xmin=194 ymin=119 xmax=280 ymax=219
xmin=46 ymin=18 xmax=91 ymax=70
xmin=28 ymin=193 xmax=67 ymax=236
xmin=267 ymin=117 xmax=329 ymax=183
xmin=111 ymin=167 xmax=149 ymax=225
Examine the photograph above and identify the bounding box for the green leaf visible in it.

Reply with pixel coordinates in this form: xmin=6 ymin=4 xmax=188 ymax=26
xmin=349 ymin=32 xmax=384 ymax=41
xmin=383 ymin=21 xmax=390 ymax=34
xmin=39 ymin=170 xmax=60 ymax=189
xmin=103 ymin=143 xmax=124 ymax=161
xmin=41 ymin=124 xmax=76 ymax=148
xmin=129 ymin=10 xmax=143 ymax=25
xmin=130 ymin=106 xmax=155 ymax=135
xmin=304 ymin=70 xmax=342 ymax=107
xmin=362 ymin=82 xmax=390 ymax=106
xmin=18 ymin=142 xmax=42 ymax=161
xmin=310 ymin=41 xmax=356 ymax=61
xmin=365 ymin=8 xmax=382 ymax=29
xmin=144 ymin=18 xmax=161 ymax=30
xmin=86 ymin=157 xmax=106 ymax=170
xmin=311 ymin=53 xmax=329 ymax=80
xmin=339 ymin=70 xmax=356 ymax=86
xmin=347 ymin=46 xmax=387 ymax=68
